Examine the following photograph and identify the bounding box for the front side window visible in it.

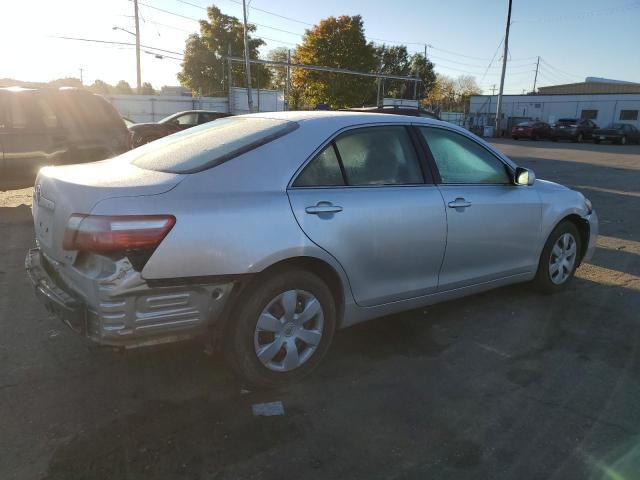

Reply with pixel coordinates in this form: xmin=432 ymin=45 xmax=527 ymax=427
xmin=581 ymin=110 xmax=598 ymax=120
xmin=294 ymin=144 xmax=344 ymax=187
xmin=334 ymin=126 xmax=423 ymax=186
xmin=419 ymin=127 xmax=511 ymax=184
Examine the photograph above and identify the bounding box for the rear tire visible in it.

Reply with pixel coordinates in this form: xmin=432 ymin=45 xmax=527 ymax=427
xmin=223 ymin=268 xmax=337 ymax=388
xmin=533 ymin=221 xmax=582 ymax=294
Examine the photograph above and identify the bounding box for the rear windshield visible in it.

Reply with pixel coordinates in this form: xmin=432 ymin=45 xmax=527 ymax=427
xmin=131 ymin=116 xmax=298 ymax=173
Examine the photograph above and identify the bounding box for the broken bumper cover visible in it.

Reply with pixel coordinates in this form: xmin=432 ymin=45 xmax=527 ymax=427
xmin=25 ymin=248 xmax=235 ymax=348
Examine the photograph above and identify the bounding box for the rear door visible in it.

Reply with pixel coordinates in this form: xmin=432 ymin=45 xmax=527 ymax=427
xmin=417 ymin=126 xmax=542 ymax=291
xmin=287 ymin=124 xmax=447 ymax=307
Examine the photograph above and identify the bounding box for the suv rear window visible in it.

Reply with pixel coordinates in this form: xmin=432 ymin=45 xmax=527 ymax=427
xmin=131 ymin=117 xmax=298 ymax=173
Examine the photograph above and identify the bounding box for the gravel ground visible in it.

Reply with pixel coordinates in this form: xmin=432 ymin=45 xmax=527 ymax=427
xmin=1 ymin=139 xmax=639 ymax=480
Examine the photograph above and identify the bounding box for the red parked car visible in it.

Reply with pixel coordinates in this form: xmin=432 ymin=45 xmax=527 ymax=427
xmin=511 ymin=121 xmax=552 ymax=140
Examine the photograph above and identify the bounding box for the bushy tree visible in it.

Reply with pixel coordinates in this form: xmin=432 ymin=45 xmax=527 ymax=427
xmin=178 ymin=5 xmax=271 ymax=96
xmin=292 ymin=15 xmax=376 ymax=108
xmin=373 ymin=45 xmax=435 ymax=102
xmin=114 ymin=80 xmax=133 ymax=94
xmin=424 ymin=74 xmax=481 ymax=112
xmin=140 ymin=82 xmax=155 ymax=95
xmin=89 ymin=80 xmax=112 ymax=94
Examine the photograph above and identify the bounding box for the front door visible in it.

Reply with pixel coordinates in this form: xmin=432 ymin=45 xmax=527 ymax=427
xmin=417 ymin=126 xmax=542 ymax=291
xmin=288 ymin=125 xmax=447 ymax=307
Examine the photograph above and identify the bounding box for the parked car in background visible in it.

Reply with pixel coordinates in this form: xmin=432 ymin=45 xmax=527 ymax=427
xmin=122 ymin=116 xmax=135 ymax=128
xmin=592 ymin=123 xmax=640 ymax=145
xmin=511 ymin=121 xmax=552 ymax=140
xmin=552 ymin=118 xmax=597 ymax=142
xmin=0 ymin=87 xmax=130 ymax=182
xmin=343 ymin=105 xmax=440 ymax=119
xmin=128 ymin=110 xmax=231 ymax=147
xmin=26 ymin=111 xmax=597 ymax=387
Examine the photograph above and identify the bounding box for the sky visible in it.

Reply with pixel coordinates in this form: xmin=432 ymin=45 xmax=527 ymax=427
xmin=1 ymin=0 xmax=639 ymax=95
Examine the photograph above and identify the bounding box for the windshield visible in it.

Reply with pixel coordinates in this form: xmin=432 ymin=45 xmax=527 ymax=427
xmin=131 ymin=116 xmax=298 ymax=173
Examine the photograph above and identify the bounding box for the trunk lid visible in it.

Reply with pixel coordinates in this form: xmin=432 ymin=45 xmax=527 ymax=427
xmin=33 ymin=156 xmax=184 ymax=263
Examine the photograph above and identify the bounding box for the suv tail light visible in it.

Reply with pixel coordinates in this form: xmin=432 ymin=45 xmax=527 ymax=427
xmin=63 ymin=214 xmax=176 ymax=253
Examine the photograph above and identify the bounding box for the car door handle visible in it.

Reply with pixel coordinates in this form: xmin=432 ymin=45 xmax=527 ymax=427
xmin=448 ymin=198 xmax=472 ymax=209
xmin=305 ymin=203 xmax=343 ymax=214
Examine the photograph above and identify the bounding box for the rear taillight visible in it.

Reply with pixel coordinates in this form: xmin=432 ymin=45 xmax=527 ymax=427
xmin=63 ymin=214 xmax=176 ymax=253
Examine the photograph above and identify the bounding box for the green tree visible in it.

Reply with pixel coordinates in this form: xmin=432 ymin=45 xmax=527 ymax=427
xmin=267 ymin=47 xmax=303 ymax=109
xmin=292 ymin=15 xmax=376 ymax=108
xmin=114 ymin=80 xmax=133 ymax=94
xmin=178 ymin=5 xmax=271 ymax=96
xmin=373 ymin=45 xmax=435 ymax=102
xmin=140 ymin=82 xmax=155 ymax=95
xmin=89 ymin=80 xmax=113 ymax=94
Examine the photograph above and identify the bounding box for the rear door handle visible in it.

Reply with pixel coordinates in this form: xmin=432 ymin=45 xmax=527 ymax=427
xmin=447 ymin=198 xmax=472 ymax=209
xmin=305 ymin=202 xmax=343 ymax=214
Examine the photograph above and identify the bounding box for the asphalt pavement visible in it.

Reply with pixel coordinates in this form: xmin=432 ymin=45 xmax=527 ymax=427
xmin=1 ymin=139 xmax=639 ymax=480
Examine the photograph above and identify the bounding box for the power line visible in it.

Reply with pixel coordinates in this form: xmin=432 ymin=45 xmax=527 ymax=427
xmin=539 ymin=58 xmax=583 ymax=80
xmin=52 ymin=36 xmax=184 ymax=56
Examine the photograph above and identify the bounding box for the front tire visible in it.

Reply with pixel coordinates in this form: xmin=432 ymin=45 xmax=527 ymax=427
xmin=223 ymin=268 xmax=337 ymax=388
xmin=533 ymin=221 xmax=582 ymax=293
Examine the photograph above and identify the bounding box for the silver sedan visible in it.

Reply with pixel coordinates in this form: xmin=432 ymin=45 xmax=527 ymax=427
xmin=26 ymin=111 xmax=598 ymax=386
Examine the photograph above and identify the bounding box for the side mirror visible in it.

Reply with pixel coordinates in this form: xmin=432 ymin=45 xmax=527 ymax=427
xmin=514 ymin=167 xmax=535 ymax=186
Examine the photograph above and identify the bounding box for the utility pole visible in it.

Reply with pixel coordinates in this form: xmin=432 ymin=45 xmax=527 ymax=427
xmin=532 ymin=56 xmax=540 ymax=94
xmin=490 ymin=84 xmax=497 ymax=95
xmin=241 ymin=0 xmax=254 ymax=113
xmin=134 ymin=0 xmax=142 ymax=93
xmin=495 ymin=0 xmax=512 ymax=135
xmin=286 ymin=49 xmax=291 ymax=110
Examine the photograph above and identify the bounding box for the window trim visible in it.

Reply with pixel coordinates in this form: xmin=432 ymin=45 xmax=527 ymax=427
xmin=288 ymin=123 xmax=433 ymax=189
xmin=414 ymin=125 xmax=517 ymax=187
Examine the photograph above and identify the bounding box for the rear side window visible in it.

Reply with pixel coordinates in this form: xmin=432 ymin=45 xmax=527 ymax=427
xmin=294 ymin=144 xmax=344 ymax=187
xmin=131 ymin=117 xmax=298 ymax=173
xmin=335 ymin=126 xmax=423 ymax=186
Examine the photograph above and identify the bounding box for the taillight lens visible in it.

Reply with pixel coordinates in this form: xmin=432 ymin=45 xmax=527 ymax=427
xmin=63 ymin=214 xmax=176 ymax=253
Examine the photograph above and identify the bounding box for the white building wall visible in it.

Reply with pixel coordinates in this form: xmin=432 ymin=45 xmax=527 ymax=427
xmin=469 ymin=94 xmax=640 ymax=130
xmin=230 ymin=87 xmax=285 ymax=114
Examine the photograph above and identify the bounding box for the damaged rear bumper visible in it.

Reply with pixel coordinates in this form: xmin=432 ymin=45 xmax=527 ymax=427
xmin=25 ymin=248 xmax=235 ymax=348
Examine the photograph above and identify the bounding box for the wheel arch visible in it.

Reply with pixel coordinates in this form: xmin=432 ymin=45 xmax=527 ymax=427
xmin=213 ymin=255 xmax=349 ymax=348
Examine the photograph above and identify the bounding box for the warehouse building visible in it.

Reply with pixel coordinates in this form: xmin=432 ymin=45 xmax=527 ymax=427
xmin=468 ymin=78 xmax=640 ymax=135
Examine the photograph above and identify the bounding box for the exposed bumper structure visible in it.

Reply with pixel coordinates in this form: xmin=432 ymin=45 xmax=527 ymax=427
xmin=25 ymin=248 xmax=234 ymax=348
xmin=583 ymin=210 xmax=598 ymax=262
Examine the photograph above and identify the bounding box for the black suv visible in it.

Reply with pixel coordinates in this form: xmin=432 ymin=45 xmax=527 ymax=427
xmin=552 ymin=118 xmax=597 ymax=142
xmin=0 ymin=87 xmax=130 ymax=184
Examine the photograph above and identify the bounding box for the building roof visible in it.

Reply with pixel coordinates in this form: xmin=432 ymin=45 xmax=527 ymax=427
xmin=538 ymin=81 xmax=640 ymax=95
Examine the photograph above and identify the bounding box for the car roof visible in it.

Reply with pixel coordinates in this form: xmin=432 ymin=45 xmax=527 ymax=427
xmin=243 ymin=109 xmax=444 ymax=126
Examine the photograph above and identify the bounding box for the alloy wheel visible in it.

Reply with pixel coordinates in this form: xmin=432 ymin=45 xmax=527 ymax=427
xmin=549 ymin=233 xmax=578 ymax=285
xmin=253 ymin=289 xmax=324 ymax=372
